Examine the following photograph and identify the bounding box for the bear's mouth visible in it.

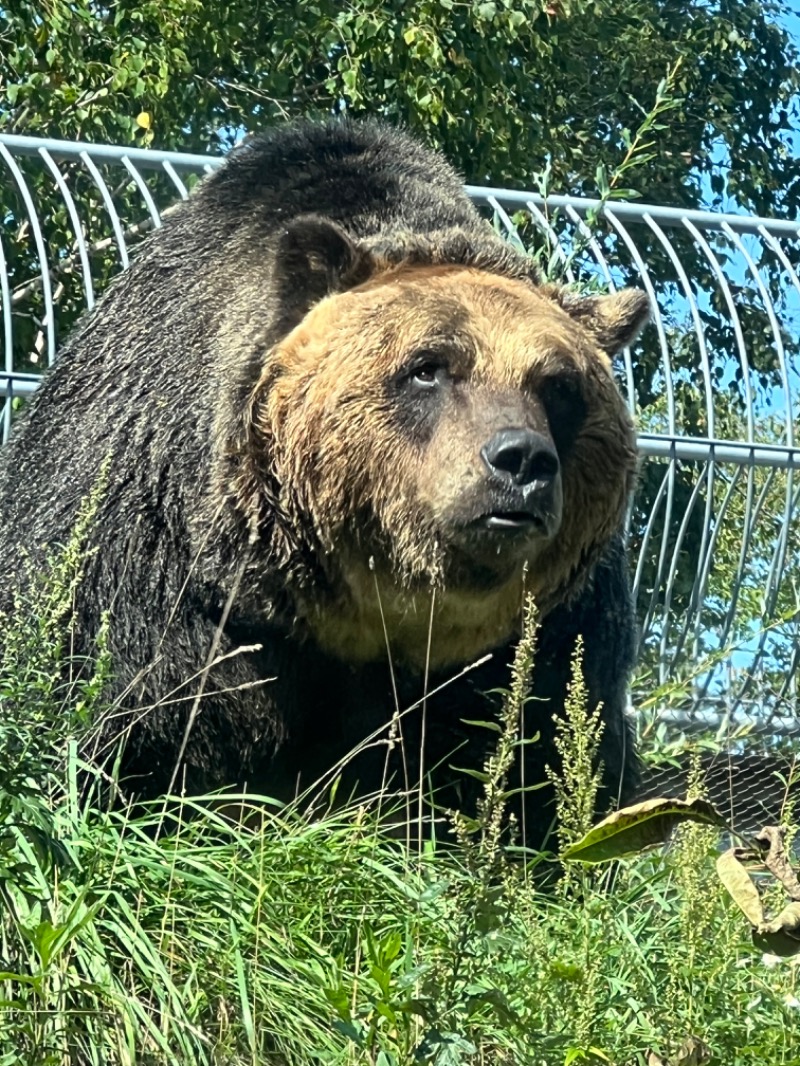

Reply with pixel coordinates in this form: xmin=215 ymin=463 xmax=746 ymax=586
xmin=444 ymin=498 xmax=562 ymax=562
xmin=483 ymin=511 xmax=543 ymax=531
xmin=472 ymin=510 xmax=550 ymax=535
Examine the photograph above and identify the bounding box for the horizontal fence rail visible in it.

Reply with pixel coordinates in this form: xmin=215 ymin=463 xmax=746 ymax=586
xmin=1 ymin=132 xmax=799 ymax=750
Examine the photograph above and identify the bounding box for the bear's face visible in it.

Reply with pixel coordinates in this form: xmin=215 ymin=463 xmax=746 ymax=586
xmin=244 ymin=248 xmax=646 ymax=669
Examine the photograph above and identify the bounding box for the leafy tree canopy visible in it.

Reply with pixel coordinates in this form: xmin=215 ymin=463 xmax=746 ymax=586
xmin=1 ymin=0 xmax=799 ymax=213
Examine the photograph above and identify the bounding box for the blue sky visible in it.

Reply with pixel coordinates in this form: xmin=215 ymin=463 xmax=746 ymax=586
xmin=783 ymin=5 xmax=800 ymax=38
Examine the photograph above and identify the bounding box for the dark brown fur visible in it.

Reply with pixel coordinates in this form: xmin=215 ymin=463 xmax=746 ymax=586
xmin=0 ymin=120 xmax=648 ymax=847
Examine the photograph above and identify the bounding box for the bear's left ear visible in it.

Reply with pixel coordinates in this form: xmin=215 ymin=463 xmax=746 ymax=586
xmin=556 ymin=288 xmax=651 ymax=356
xmin=273 ymin=214 xmax=376 ymax=324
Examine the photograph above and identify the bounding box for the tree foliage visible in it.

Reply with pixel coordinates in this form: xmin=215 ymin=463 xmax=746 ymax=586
xmin=2 ymin=0 xmax=800 ymax=212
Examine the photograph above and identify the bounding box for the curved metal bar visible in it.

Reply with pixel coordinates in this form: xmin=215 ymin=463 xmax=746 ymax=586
xmin=714 ymin=465 xmax=759 ymax=661
xmin=0 ymin=235 xmax=13 ymax=440
xmin=562 ymin=204 xmax=617 ymax=288
xmin=680 ymin=218 xmax=754 ymax=443
xmin=723 ymin=470 xmax=780 ymax=716
xmin=766 ymin=463 xmax=796 ymax=615
xmin=657 ymin=458 xmax=711 ymax=673
xmin=667 ymin=220 xmax=757 ymax=670
xmin=0 ymin=132 xmax=223 ymax=172
xmin=720 ymin=223 xmax=794 ymax=448
xmin=0 ymin=236 xmax=13 ymax=375
xmin=121 ymin=156 xmax=163 ymax=230
xmin=4 ymin=131 xmax=800 ymax=232
xmin=603 ymin=212 xmax=675 ymax=435
xmin=776 ymin=477 xmax=800 ymax=699
xmin=631 ymin=460 xmax=673 ymax=660
xmin=78 ymin=151 xmax=129 ymax=270
xmin=38 ymin=148 xmax=96 ymax=312
xmin=755 ymin=226 xmax=800 ymax=418
xmin=161 ymin=161 xmax=190 ymax=200
xmin=736 ymin=470 xmax=797 ymax=696
xmin=679 ymin=462 xmax=743 ymax=673
xmin=756 ymin=234 xmax=800 ymax=647
xmin=719 ymin=224 xmax=796 ymax=646
xmin=463 ymin=183 xmax=800 ymax=237
xmin=643 ymin=214 xmax=715 ymax=439
xmin=523 ymin=200 xmax=577 ymax=284
xmin=0 ymin=142 xmax=56 ymax=367
xmin=562 ymin=203 xmax=640 ymax=414
xmin=1 ymin=131 xmax=799 ymax=732
xmin=484 ymin=194 xmax=529 ymax=256
xmin=641 ymin=216 xmax=721 ymax=672
xmin=640 ymin=463 xmax=678 ymax=660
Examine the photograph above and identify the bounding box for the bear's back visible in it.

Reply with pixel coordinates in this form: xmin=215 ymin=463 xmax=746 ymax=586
xmin=198 ymin=119 xmax=485 ymax=240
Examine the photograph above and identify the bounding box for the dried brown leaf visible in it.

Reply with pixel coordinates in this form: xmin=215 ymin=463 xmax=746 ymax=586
xmin=716 ymin=848 xmax=764 ymax=926
xmin=753 ymin=901 xmax=800 ymax=957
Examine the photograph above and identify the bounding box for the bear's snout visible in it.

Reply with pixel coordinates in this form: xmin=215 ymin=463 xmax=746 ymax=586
xmin=480 ymin=427 xmax=558 ymax=486
xmin=477 ymin=426 xmax=562 ymax=537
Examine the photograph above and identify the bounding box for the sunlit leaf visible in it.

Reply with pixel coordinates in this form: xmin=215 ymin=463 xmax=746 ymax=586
xmin=563 ymin=797 xmax=725 ymax=863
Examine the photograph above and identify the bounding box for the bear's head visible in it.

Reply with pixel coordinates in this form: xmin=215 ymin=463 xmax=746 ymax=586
xmin=235 ymin=217 xmax=649 ymax=669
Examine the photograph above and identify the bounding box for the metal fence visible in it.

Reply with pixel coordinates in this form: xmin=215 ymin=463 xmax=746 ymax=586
xmin=1 ymin=132 xmax=799 ymax=779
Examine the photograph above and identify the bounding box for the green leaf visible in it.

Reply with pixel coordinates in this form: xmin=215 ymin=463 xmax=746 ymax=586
xmin=562 ymin=797 xmax=726 ymax=863
xmin=595 ymin=162 xmax=610 ymax=197
xmin=333 ymin=1018 xmax=365 ymax=1045
xmin=449 ymin=766 xmax=491 ymax=783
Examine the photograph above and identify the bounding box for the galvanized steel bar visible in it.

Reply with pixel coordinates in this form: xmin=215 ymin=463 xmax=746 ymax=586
xmin=0 ymin=133 xmax=221 ymax=172
xmin=162 ymin=161 xmax=191 ymax=200
xmin=121 ymin=156 xmax=164 ymax=230
xmin=464 ymin=184 xmax=800 ymax=237
xmin=637 ymin=435 xmax=800 ymax=468
xmin=38 ymin=148 xmax=96 ymax=311
xmin=0 ymin=236 xmax=13 ymax=440
xmin=523 ymin=199 xmax=578 ymax=284
xmin=0 ymin=141 xmax=56 ymax=367
xmin=602 ymin=211 xmax=677 ymax=431
xmin=78 ymin=151 xmax=130 ymax=270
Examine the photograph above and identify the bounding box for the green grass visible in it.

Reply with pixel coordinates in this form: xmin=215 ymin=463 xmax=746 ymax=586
xmin=2 ymin=769 xmax=800 ymax=1065
xmin=1 ymin=525 xmax=799 ymax=1064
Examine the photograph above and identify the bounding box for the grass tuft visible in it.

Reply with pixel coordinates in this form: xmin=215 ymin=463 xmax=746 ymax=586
xmin=1 ymin=547 xmax=798 ymax=1064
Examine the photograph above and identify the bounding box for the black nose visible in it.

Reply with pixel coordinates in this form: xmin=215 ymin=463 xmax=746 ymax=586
xmin=481 ymin=428 xmax=559 ymax=487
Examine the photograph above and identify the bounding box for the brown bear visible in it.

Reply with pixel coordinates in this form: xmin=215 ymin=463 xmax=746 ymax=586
xmin=0 ymin=119 xmax=648 ymax=848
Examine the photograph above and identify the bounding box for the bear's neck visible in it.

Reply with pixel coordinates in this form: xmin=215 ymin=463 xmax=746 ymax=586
xmin=299 ymin=563 xmax=529 ymax=671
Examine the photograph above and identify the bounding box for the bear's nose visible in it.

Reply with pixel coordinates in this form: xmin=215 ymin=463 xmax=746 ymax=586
xmin=481 ymin=428 xmax=559 ymax=487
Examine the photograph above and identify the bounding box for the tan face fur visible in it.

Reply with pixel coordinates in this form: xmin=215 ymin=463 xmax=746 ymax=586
xmin=248 ymin=265 xmax=643 ymax=670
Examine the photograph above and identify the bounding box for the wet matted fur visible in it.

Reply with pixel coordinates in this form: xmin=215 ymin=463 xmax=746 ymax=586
xmin=0 ymin=120 xmax=649 ymax=847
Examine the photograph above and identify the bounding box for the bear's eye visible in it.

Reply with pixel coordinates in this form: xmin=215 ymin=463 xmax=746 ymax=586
xmin=539 ymin=374 xmax=586 ymax=455
xmin=412 ymin=364 xmax=444 ymax=388
xmin=401 ymin=355 xmax=450 ymax=391
xmin=540 ymin=375 xmax=581 ymax=406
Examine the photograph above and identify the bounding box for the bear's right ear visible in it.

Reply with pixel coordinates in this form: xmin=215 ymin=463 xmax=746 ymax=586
xmin=272 ymin=215 xmax=376 ymax=326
